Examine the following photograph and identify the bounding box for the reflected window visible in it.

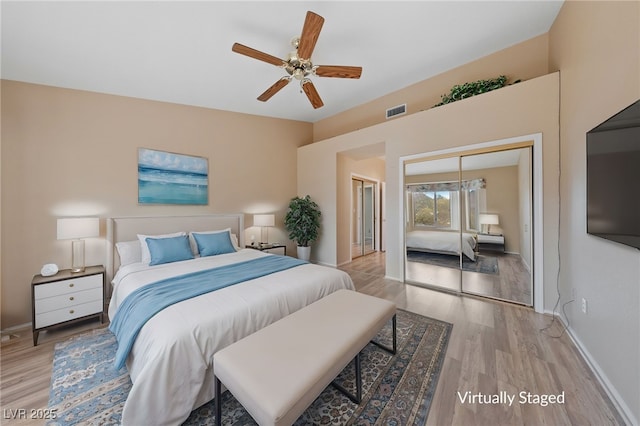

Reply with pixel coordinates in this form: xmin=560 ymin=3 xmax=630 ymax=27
xmin=412 ymin=190 xmax=459 ymax=229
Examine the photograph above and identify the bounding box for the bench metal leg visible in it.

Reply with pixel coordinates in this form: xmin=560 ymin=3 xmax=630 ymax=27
xmin=370 ymin=314 xmax=397 ymax=355
xmin=214 ymin=376 xmax=222 ymax=426
xmin=331 ymin=352 xmax=362 ymax=404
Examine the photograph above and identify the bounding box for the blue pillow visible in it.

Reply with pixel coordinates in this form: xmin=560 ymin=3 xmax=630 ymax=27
xmin=146 ymin=235 xmax=194 ymax=266
xmin=193 ymin=231 xmax=236 ymax=257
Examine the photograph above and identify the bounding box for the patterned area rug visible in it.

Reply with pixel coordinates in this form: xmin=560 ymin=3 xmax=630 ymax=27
xmin=407 ymin=250 xmax=499 ymax=275
xmin=48 ymin=309 xmax=452 ymax=425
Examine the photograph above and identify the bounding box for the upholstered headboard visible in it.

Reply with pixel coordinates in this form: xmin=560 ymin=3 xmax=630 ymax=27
xmin=106 ymin=214 xmax=245 ymax=284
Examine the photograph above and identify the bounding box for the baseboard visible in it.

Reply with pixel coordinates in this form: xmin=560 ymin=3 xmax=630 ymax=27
xmin=550 ymin=313 xmax=637 ymax=426
xmin=1 ymin=321 xmax=31 ymax=336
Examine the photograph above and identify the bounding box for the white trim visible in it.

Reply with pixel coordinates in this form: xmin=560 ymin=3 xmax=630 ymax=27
xmin=399 ymin=133 xmax=544 ymax=312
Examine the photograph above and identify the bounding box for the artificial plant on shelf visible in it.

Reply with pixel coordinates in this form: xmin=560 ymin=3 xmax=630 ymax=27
xmin=433 ymin=75 xmax=521 ymax=107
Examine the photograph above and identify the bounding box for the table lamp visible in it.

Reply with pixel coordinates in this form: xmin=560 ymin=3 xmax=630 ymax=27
xmin=479 ymin=213 xmax=499 ymax=234
xmin=254 ymin=214 xmax=275 ymax=245
xmin=57 ymin=217 xmax=99 ymax=272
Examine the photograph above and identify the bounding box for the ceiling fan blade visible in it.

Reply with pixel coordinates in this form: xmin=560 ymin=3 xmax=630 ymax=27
xmin=232 ymin=43 xmax=284 ymax=67
xmin=315 ymin=65 xmax=362 ymax=79
xmin=297 ymin=11 xmax=324 ymax=60
xmin=257 ymin=78 xmax=291 ymax=102
xmin=301 ymin=79 xmax=324 ymax=109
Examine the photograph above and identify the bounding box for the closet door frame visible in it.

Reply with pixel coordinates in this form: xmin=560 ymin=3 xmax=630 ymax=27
xmin=399 ymin=133 xmax=544 ymax=313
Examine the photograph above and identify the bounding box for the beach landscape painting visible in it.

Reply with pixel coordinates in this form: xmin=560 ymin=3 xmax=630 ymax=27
xmin=138 ymin=148 xmax=208 ymax=205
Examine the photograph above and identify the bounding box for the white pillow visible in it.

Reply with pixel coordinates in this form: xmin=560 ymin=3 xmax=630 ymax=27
xmin=115 ymin=240 xmax=141 ymax=267
xmin=137 ymin=232 xmax=186 ymax=264
xmin=188 ymin=228 xmax=239 ymax=255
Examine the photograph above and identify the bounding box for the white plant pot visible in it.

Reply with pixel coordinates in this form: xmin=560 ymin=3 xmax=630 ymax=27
xmin=297 ymin=245 xmax=311 ymax=261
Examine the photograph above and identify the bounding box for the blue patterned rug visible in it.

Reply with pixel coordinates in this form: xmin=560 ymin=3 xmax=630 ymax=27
xmin=47 ymin=309 xmax=451 ymax=425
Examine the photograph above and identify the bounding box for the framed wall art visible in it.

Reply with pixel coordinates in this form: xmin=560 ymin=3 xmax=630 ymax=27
xmin=138 ymin=148 xmax=208 ymax=205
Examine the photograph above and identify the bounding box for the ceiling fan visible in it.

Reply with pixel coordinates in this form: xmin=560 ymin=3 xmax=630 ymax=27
xmin=232 ymin=11 xmax=362 ymax=109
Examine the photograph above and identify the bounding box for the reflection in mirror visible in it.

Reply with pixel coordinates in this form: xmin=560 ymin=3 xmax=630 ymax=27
xmin=404 ymin=157 xmax=462 ymax=292
xmin=460 ymin=148 xmax=533 ymax=305
xmin=403 ymin=146 xmax=533 ymax=306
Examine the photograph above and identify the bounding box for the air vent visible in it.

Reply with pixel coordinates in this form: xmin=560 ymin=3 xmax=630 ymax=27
xmin=386 ymin=104 xmax=407 ymax=119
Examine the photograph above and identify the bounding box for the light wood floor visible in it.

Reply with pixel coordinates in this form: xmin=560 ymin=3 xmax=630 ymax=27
xmin=406 ymin=251 xmax=532 ymax=306
xmin=340 ymin=252 xmax=624 ymax=425
xmin=1 ymin=252 xmax=624 ymax=425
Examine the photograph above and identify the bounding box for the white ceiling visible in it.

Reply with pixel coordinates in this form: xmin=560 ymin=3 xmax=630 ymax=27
xmin=1 ymin=1 xmax=563 ymax=123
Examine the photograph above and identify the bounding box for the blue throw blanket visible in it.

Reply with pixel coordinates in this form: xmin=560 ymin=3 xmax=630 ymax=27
xmin=109 ymin=255 xmax=307 ymax=369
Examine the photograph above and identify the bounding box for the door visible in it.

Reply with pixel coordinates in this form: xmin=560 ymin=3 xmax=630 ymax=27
xmin=404 ymin=146 xmax=533 ymax=306
xmin=404 ymin=156 xmax=462 ymax=292
xmin=460 ymin=148 xmax=533 ymax=306
xmin=352 ymin=177 xmax=377 ymax=258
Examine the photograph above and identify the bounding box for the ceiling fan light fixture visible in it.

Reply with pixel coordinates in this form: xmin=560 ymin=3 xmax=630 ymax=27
xmin=231 ymin=11 xmax=361 ymax=109
xmin=293 ymin=68 xmax=305 ymax=80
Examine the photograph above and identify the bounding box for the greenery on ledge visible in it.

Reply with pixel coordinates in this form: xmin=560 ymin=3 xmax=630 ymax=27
xmin=433 ymin=75 xmax=521 ymax=107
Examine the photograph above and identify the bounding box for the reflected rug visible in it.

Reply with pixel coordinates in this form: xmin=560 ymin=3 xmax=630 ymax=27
xmin=407 ymin=251 xmax=499 ymax=275
xmin=47 ymin=309 xmax=451 ymax=425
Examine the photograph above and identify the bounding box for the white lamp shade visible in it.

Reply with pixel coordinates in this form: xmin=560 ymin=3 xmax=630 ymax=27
xmin=479 ymin=213 xmax=499 ymax=225
xmin=254 ymin=214 xmax=275 ymax=227
xmin=57 ymin=217 xmax=100 ymax=240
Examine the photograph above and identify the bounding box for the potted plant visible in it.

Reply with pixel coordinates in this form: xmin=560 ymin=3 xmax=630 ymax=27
xmin=284 ymin=195 xmax=321 ymax=261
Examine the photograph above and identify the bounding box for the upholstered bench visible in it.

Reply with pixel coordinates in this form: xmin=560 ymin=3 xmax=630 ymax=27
xmin=213 ymin=289 xmax=396 ymax=426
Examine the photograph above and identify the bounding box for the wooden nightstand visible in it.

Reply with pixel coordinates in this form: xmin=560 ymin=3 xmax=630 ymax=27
xmin=245 ymin=244 xmax=287 ymax=256
xmin=31 ymin=265 xmax=105 ymax=346
xmin=477 ymin=233 xmax=505 ymax=253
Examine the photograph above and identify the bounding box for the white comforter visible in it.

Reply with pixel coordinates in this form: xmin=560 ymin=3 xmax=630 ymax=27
xmin=109 ymin=249 xmax=355 ymax=425
xmin=406 ymin=230 xmax=477 ymax=261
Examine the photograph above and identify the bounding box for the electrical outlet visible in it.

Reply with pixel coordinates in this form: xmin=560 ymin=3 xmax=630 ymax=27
xmin=581 ymin=298 xmax=588 ymax=314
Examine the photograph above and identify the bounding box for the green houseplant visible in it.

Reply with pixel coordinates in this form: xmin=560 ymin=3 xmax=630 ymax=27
xmin=284 ymin=195 xmax=321 ymax=260
xmin=433 ymin=75 xmax=520 ymax=107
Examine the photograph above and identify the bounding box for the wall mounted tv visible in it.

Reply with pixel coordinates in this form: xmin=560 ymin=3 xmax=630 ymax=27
xmin=586 ymin=99 xmax=640 ymax=250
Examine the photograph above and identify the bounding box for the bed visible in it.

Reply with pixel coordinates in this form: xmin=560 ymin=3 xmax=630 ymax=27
xmin=405 ymin=229 xmax=477 ymax=261
xmin=106 ymin=215 xmax=355 ymax=425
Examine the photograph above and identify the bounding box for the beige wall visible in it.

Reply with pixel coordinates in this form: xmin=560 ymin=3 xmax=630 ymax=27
xmin=549 ymin=1 xmax=639 ymax=423
xmin=313 ymin=34 xmax=549 ymax=142
xmin=298 ymin=73 xmax=560 ymax=310
xmin=1 ymin=80 xmax=313 ymax=328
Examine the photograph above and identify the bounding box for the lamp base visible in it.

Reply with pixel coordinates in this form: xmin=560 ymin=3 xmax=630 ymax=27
xmin=71 ymin=239 xmax=86 ymax=274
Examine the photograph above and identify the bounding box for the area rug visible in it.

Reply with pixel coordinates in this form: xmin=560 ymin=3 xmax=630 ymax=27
xmin=407 ymin=250 xmax=499 ymax=275
xmin=47 ymin=309 xmax=452 ymax=425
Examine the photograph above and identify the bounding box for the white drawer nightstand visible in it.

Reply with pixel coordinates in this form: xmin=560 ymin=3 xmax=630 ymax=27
xmin=31 ymin=265 xmax=105 ymax=346
xmin=477 ymin=233 xmax=505 ymax=253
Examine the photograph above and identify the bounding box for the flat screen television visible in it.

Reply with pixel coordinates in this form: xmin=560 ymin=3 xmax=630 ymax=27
xmin=586 ymin=99 xmax=640 ymax=250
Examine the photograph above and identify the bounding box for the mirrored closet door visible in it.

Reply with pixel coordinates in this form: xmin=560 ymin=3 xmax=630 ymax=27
xmin=404 ymin=157 xmax=462 ymax=292
xmin=404 ymin=146 xmax=533 ymax=306
xmin=352 ymin=178 xmax=377 ymax=258
xmin=460 ymin=148 xmax=532 ymax=305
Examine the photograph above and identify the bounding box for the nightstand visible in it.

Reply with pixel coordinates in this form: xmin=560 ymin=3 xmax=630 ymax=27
xmin=477 ymin=234 xmax=505 ymax=253
xmin=245 ymin=244 xmax=287 ymax=256
xmin=31 ymin=265 xmax=105 ymax=346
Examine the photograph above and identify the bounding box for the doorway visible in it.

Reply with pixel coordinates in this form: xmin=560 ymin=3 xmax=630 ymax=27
xmin=352 ymin=177 xmax=377 ymax=258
